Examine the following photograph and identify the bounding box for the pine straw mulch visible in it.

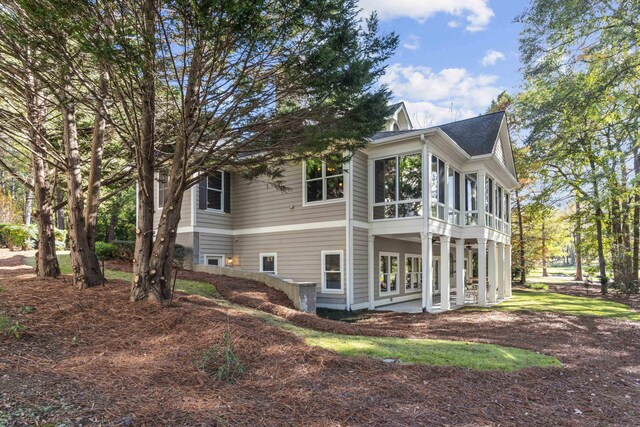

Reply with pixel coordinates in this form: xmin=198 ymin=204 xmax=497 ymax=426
xmin=0 ymin=257 xmax=639 ymax=426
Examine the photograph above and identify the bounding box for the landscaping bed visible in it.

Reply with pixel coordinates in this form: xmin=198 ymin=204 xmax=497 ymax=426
xmin=2 ymin=252 xmax=639 ymax=426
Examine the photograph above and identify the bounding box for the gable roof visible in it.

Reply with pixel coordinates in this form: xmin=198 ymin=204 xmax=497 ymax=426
xmin=371 ymin=110 xmax=506 ymax=157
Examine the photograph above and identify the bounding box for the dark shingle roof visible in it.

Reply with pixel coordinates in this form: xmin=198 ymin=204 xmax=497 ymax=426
xmin=370 ymin=111 xmax=505 ymax=157
xmin=387 ymin=102 xmax=404 ymax=114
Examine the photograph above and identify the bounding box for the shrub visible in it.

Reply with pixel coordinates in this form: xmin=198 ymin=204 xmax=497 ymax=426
xmin=195 ymin=321 xmax=244 ymax=382
xmin=524 ymin=282 xmax=548 ymax=291
xmin=113 ymin=240 xmax=135 ymax=261
xmin=95 ymin=241 xmax=117 ymax=260
xmin=54 ymin=228 xmax=67 ymax=250
xmin=173 ymin=244 xmax=185 ymax=268
xmin=0 ymin=223 xmax=37 ymax=250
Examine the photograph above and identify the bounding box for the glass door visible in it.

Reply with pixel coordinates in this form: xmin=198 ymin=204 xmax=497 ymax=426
xmin=433 ymin=257 xmax=440 ymax=294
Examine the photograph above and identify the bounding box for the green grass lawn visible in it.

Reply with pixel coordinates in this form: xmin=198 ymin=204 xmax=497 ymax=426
xmin=23 ymin=254 xmax=560 ymax=371
xmin=25 ymin=254 xmax=219 ymax=298
xmin=477 ymin=289 xmax=640 ymax=321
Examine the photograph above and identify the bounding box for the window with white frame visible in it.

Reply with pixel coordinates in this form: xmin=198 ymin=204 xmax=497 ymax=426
xmin=430 ymin=155 xmax=445 ymax=220
xmin=448 ymin=167 xmax=461 ymax=225
xmin=496 ymin=186 xmax=503 ymax=231
xmin=465 ymin=173 xmax=478 ymax=225
xmin=373 ymin=154 xmax=422 ymax=219
xmin=204 ymin=254 xmax=224 ymax=266
xmin=207 ymin=172 xmax=223 ymax=210
xmin=379 ymin=252 xmax=399 ymax=294
xmin=157 ymin=172 xmax=169 ymax=209
xmin=405 ymin=254 xmax=422 ymax=291
xmin=259 ymin=253 xmax=277 ymax=274
xmin=485 ymin=175 xmax=494 ymax=227
xmin=321 ymin=251 xmax=343 ymax=293
xmin=304 ymin=159 xmax=343 ymax=204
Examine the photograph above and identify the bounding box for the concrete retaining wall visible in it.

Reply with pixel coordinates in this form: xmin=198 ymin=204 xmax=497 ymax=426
xmin=192 ymin=265 xmax=317 ymax=313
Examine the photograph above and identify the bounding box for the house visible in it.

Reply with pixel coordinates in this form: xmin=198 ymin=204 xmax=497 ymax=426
xmin=154 ymin=103 xmax=517 ymax=312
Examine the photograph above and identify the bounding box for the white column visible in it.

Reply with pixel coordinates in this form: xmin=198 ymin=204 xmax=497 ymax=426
xmin=497 ymin=242 xmax=505 ymax=300
xmin=456 ymin=239 xmax=465 ymax=306
xmin=440 ymin=235 xmax=450 ymax=310
xmin=478 ymin=171 xmax=486 ymax=227
xmin=488 ymin=240 xmax=497 ymax=304
xmin=477 ymin=238 xmax=487 ymax=306
xmin=505 ymin=244 xmax=512 ymax=298
xmin=421 ymin=232 xmax=433 ymax=312
xmin=368 ymin=235 xmax=375 ymax=309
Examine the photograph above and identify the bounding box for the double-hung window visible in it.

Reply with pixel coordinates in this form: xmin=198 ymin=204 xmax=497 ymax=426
xmin=379 ymin=252 xmax=399 ymax=294
xmin=504 ymin=191 xmax=511 ymax=234
xmin=198 ymin=171 xmax=230 ymax=213
xmin=430 ymin=156 xmax=445 ymax=220
xmin=485 ymin=176 xmax=494 ymax=227
xmin=157 ymin=172 xmax=169 ymax=209
xmin=304 ymin=159 xmax=343 ymax=204
xmin=465 ymin=173 xmax=478 ymax=225
xmin=496 ymin=186 xmax=503 ymax=231
xmin=321 ymin=251 xmax=343 ymax=293
xmin=373 ymin=154 xmax=422 ymax=219
xmin=207 ymin=172 xmax=223 ymax=210
xmin=405 ymin=255 xmax=422 ymax=291
xmin=448 ymin=168 xmax=461 ymax=225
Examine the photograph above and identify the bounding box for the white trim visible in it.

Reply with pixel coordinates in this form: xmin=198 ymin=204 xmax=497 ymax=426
xmin=203 ymin=254 xmax=225 ymax=266
xmin=259 ymin=252 xmax=277 ymax=274
xmin=190 ymin=185 xmax=196 ymax=226
xmin=346 ymin=157 xmax=354 ymax=308
xmin=302 ymin=159 xmax=345 ymax=206
xmin=353 ymin=220 xmax=369 ymax=229
xmin=378 ymin=251 xmax=400 ymax=296
xmin=360 ymin=293 xmax=421 ymax=309
xmin=316 ymin=302 xmax=349 ymax=310
xmin=321 ymin=250 xmax=344 ymax=294
xmin=177 ymin=219 xmax=347 ymax=236
xmin=404 ymin=253 xmax=422 ymax=292
xmin=205 ymin=171 xmax=225 ymax=213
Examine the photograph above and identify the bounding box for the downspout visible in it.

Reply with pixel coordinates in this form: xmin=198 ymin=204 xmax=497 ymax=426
xmin=345 ymin=157 xmax=354 ymax=310
xmin=420 ymin=133 xmax=429 ymax=311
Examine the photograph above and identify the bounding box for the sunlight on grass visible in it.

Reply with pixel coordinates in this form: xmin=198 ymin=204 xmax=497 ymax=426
xmin=25 ymin=255 xmax=219 ymax=299
xmin=474 ymin=290 xmax=640 ymax=321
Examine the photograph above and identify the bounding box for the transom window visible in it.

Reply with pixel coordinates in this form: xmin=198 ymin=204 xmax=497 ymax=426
xmin=430 ymin=155 xmax=445 ymax=220
xmin=207 ymin=172 xmax=223 ymax=210
xmin=304 ymin=159 xmax=343 ymax=204
xmin=379 ymin=252 xmax=399 ymax=294
xmin=405 ymin=255 xmax=422 ymax=291
xmin=259 ymin=253 xmax=277 ymax=274
xmin=373 ymin=154 xmax=422 ymax=220
xmin=321 ymin=251 xmax=343 ymax=293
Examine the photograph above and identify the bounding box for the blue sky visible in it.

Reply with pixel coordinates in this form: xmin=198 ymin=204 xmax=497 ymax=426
xmin=360 ymin=0 xmax=530 ymax=126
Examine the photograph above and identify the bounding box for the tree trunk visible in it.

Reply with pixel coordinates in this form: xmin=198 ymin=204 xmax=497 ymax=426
xmin=516 ymin=189 xmax=526 ymax=286
xmin=131 ymin=0 xmax=159 ymax=301
xmin=55 ymin=190 xmax=65 ymax=230
xmin=589 ymin=156 xmax=608 ymax=294
xmin=60 ymin=72 xmax=104 ymax=288
xmin=633 ymin=147 xmax=639 ymax=291
xmin=106 ymin=211 xmax=117 ymax=242
xmin=23 ymin=180 xmax=33 ymax=225
xmin=574 ymin=198 xmax=583 ymax=281
xmin=85 ymin=64 xmax=109 ymax=253
xmin=24 ymin=63 xmax=59 ymax=278
xmin=541 ymin=219 xmax=548 ymax=277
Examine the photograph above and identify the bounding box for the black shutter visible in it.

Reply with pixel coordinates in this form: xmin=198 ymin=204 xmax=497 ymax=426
xmin=223 ymin=172 xmax=231 ymax=213
xmin=198 ymin=177 xmax=207 ymax=210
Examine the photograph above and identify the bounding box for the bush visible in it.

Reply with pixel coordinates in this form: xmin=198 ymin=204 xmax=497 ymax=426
xmin=112 ymin=240 xmax=135 ymax=261
xmin=174 ymin=244 xmax=185 ymax=268
xmin=95 ymin=241 xmax=117 ymax=260
xmin=195 ymin=322 xmax=244 ymax=382
xmin=524 ymin=282 xmax=548 ymax=291
xmin=0 ymin=223 xmax=37 ymax=250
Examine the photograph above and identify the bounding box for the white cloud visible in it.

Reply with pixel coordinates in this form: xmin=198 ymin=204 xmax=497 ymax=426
xmin=380 ymin=63 xmax=503 ymax=125
xmin=447 ymin=20 xmax=461 ymax=28
xmin=481 ymin=49 xmax=506 ymax=66
xmin=402 ymin=35 xmax=421 ymax=51
xmin=360 ymin=0 xmax=495 ymax=32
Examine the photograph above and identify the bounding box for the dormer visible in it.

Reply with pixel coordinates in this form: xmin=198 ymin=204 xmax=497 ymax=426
xmin=385 ymin=102 xmax=413 ymax=131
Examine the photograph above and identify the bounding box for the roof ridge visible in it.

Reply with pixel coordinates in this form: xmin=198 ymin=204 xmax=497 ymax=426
xmin=438 ymin=110 xmax=505 ymax=128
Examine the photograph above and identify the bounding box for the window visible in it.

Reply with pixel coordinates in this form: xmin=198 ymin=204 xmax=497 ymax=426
xmin=198 ymin=171 xmax=230 ymax=213
xmin=321 ymin=251 xmax=343 ymax=293
xmin=430 ymin=155 xmax=445 ymax=220
xmin=496 ymin=186 xmax=503 ymax=231
xmin=204 ymin=255 xmax=224 ymax=266
xmin=379 ymin=252 xmax=399 ymax=294
xmin=157 ymin=172 xmax=169 ymax=209
xmin=207 ymin=172 xmax=223 ymax=210
xmin=485 ymin=176 xmax=494 ymax=227
xmin=448 ymin=168 xmax=461 ymax=225
xmin=405 ymin=255 xmax=422 ymax=291
xmin=373 ymin=154 xmax=422 ymax=219
xmin=465 ymin=173 xmax=478 ymax=225
xmin=259 ymin=253 xmax=277 ymax=274
xmin=304 ymin=159 xmax=343 ymax=204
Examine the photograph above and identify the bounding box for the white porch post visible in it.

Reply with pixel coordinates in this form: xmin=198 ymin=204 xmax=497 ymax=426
xmin=497 ymin=242 xmax=505 ymax=300
xmin=421 ymin=232 xmax=433 ymax=312
xmin=440 ymin=235 xmax=450 ymax=310
xmin=477 ymin=238 xmax=487 ymax=306
xmin=505 ymin=244 xmax=512 ymax=297
xmin=488 ymin=240 xmax=497 ymax=304
xmin=455 ymin=239 xmax=465 ymax=306
xmin=368 ymin=235 xmax=375 ymax=309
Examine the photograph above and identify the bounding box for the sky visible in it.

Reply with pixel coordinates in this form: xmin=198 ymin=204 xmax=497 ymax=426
xmin=359 ymin=0 xmax=530 ymax=127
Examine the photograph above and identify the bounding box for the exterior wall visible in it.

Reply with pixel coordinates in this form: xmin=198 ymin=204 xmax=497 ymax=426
xmin=232 ymin=162 xmax=345 ymax=229
xmin=153 ymin=184 xmax=192 ymax=229
xmin=233 ymin=227 xmax=347 ymax=308
xmin=352 ymin=227 xmax=369 ymax=305
xmin=352 ymin=151 xmax=369 ymax=222
xmin=194 ymin=186 xmax=233 ymax=231
xmin=198 ymin=232 xmax=234 ymax=265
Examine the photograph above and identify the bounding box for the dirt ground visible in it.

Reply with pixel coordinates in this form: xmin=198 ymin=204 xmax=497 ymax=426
xmin=1 ymin=252 xmax=639 ymax=426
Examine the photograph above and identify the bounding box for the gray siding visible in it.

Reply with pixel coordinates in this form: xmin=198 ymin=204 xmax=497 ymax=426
xmin=352 ymin=226 xmax=369 ymax=305
xmin=352 ymin=151 xmax=369 ymax=222
xmin=373 ymin=237 xmax=423 ymax=301
xmin=232 ymin=162 xmax=345 ymax=229
xmin=194 ymin=185 xmax=233 ymax=230
xmin=198 ymin=232 xmax=234 ymax=264
xmin=233 ymin=227 xmax=346 ymax=307
xmin=153 ymin=179 xmax=192 ymax=229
